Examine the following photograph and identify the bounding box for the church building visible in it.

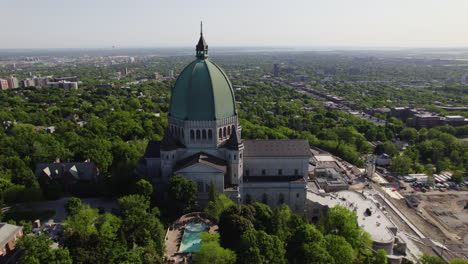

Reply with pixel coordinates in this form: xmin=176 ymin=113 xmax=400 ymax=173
xmin=138 ymin=27 xmax=310 ymax=211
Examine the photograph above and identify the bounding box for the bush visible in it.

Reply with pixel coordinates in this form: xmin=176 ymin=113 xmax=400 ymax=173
xmin=3 ymin=185 xmax=43 ymax=204
xmin=19 ymin=220 xmax=33 ymax=234
xmin=3 ymin=185 xmax=26 ymax=204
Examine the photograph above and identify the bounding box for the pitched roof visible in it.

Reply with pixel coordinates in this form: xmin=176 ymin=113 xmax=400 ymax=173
xmin=161 ymin=128 xmax=183 ymax=151
xmin=196 ymin=34 xmax=208 ymax=52
xmin=243 ymin=139 xmax=311 ymax=157
xmin=223 ymin=129 xmax=243 ymax=150
xmin=144 ymin=141 xmax=161 ymax=158
xmin=0 ymin=223 xmax=23 ymax=249
xmin=35 ymin=162 xmax=98 ymax=181
xmin=174 ymin=152 xmax=227 ymax=173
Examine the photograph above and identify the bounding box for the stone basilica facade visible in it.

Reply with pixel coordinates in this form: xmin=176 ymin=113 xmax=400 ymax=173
xmin=138 ymin=29 xmax=310 ymax=211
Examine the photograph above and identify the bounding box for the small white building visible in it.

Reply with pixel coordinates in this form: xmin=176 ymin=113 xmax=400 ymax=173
xmin=408 ymin=174 xmax=428 ymax=183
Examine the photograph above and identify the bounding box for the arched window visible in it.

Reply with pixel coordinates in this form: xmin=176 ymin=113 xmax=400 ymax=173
xmin=196 ymin=130 xmax=201 ymax=140
xmin=182 ymin=128 xmax=185 ymax=138
xmin=245 ymin=194 xmax=252 ymax=204
xmin=219 ymin=128 xmax=222 ymax=138
xmin=278 ymin=193 xmax=285 ymax=204
xmin=175 ymin=127 xmax=179 ymax=136
xmin=208 ymin=129 xmax=212 ymax=139
xmin=190 ymin=130 xmax=194 ymax=140
xmin=223 ymin=127 xmax=226 ymax=137
xmin=228 ymin=126 xmax=231 ymax=135
xmin=202 ymin=130 xmax=207 ymax=140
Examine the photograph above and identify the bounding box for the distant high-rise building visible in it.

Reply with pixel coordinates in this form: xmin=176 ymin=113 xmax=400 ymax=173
xmin=129 ymin=57 xmax=136 ymax=63
xmin=0 ymin=79 xmax=9 ymax=90
xmin=168 ymin=69 xmax=174 ymax=78
xmin=273 ymin=64 xmax=279 ymax=77
xmin=153 ymin=72 xmax=161 ymax=79
xmin=295 ymin=75 xmax=309 ymax=82
xmin=56 ymin=76 xmax=77 ymax=82
xmin=122 ymin=67 xmax=128 ymax=75
xmin=22 ymin=79 xmax=35 ymax=87
xmin=6 ymin=77 xmax=18 ymax=89
xmin=22 ymin=76 xmax=52 ymax=88
xmin=33 ymin=76 xmax=50 ymax=87
xmin=461 ymin=74 xmax=468 ymax=84
xmin=47 ymin=80 xmax=78 ymax=90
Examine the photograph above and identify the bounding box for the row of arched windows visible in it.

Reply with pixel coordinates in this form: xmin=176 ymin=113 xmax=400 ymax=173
xmin=218 ymin=125 xmax=236 ymax=140
xmin=170 ymin=125 xmax=184 ymax=138
xmin=169 ymin=124 xmax=236 ymax=142
xmin=190 ymin=129 xmax=213 ymax=141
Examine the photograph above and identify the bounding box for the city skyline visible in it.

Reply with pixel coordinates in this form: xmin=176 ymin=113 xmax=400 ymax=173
xmin=2 ymin=0 xmax=468 ymax=49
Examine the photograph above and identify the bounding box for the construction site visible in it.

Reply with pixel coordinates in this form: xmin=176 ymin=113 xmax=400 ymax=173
xmin=308 ymin=151 xmax=467 ymax=262
xmin=369 ymin=175 xmax=468 ymax=262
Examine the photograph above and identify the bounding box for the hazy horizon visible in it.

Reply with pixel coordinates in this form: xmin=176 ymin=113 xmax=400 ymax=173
xmin=2 ymin=0 xmax=468 ymax=49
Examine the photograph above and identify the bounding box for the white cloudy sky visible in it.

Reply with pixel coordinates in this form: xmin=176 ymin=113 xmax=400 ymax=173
xmin=1 ymin=0 xmax=468 ymax=48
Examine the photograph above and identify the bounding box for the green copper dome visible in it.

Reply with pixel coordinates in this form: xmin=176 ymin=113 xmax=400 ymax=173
xmin=169 ymin=33 xmax=236 ymax=121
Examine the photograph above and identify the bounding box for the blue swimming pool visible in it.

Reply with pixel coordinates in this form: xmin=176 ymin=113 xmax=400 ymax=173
xmin=179 ymin=222 xmax=208 ymax=252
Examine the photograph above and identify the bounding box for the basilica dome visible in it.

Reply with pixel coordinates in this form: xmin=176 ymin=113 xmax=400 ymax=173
xmin=169 ymin=31 xmax=236 ymax=121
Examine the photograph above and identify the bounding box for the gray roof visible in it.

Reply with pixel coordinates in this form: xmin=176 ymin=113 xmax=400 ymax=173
xmin=174 ymin=152 xmax=227 ymax=173
xmin=309 ymin=191 xmax=396 ymax=243
xmin=0 ymin=223 xmax=23 ymax=249
xmin=35 ymin=162 xmax=98 ymax=181
xmin=243 ymin=139 xmax=311 ymax=157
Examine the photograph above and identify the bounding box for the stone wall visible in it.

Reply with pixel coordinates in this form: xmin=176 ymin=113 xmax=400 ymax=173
xmin=242 ymin=180 xmax=306 ymax=212
xmin=243 ymin=157 xmax=309 ymax=178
